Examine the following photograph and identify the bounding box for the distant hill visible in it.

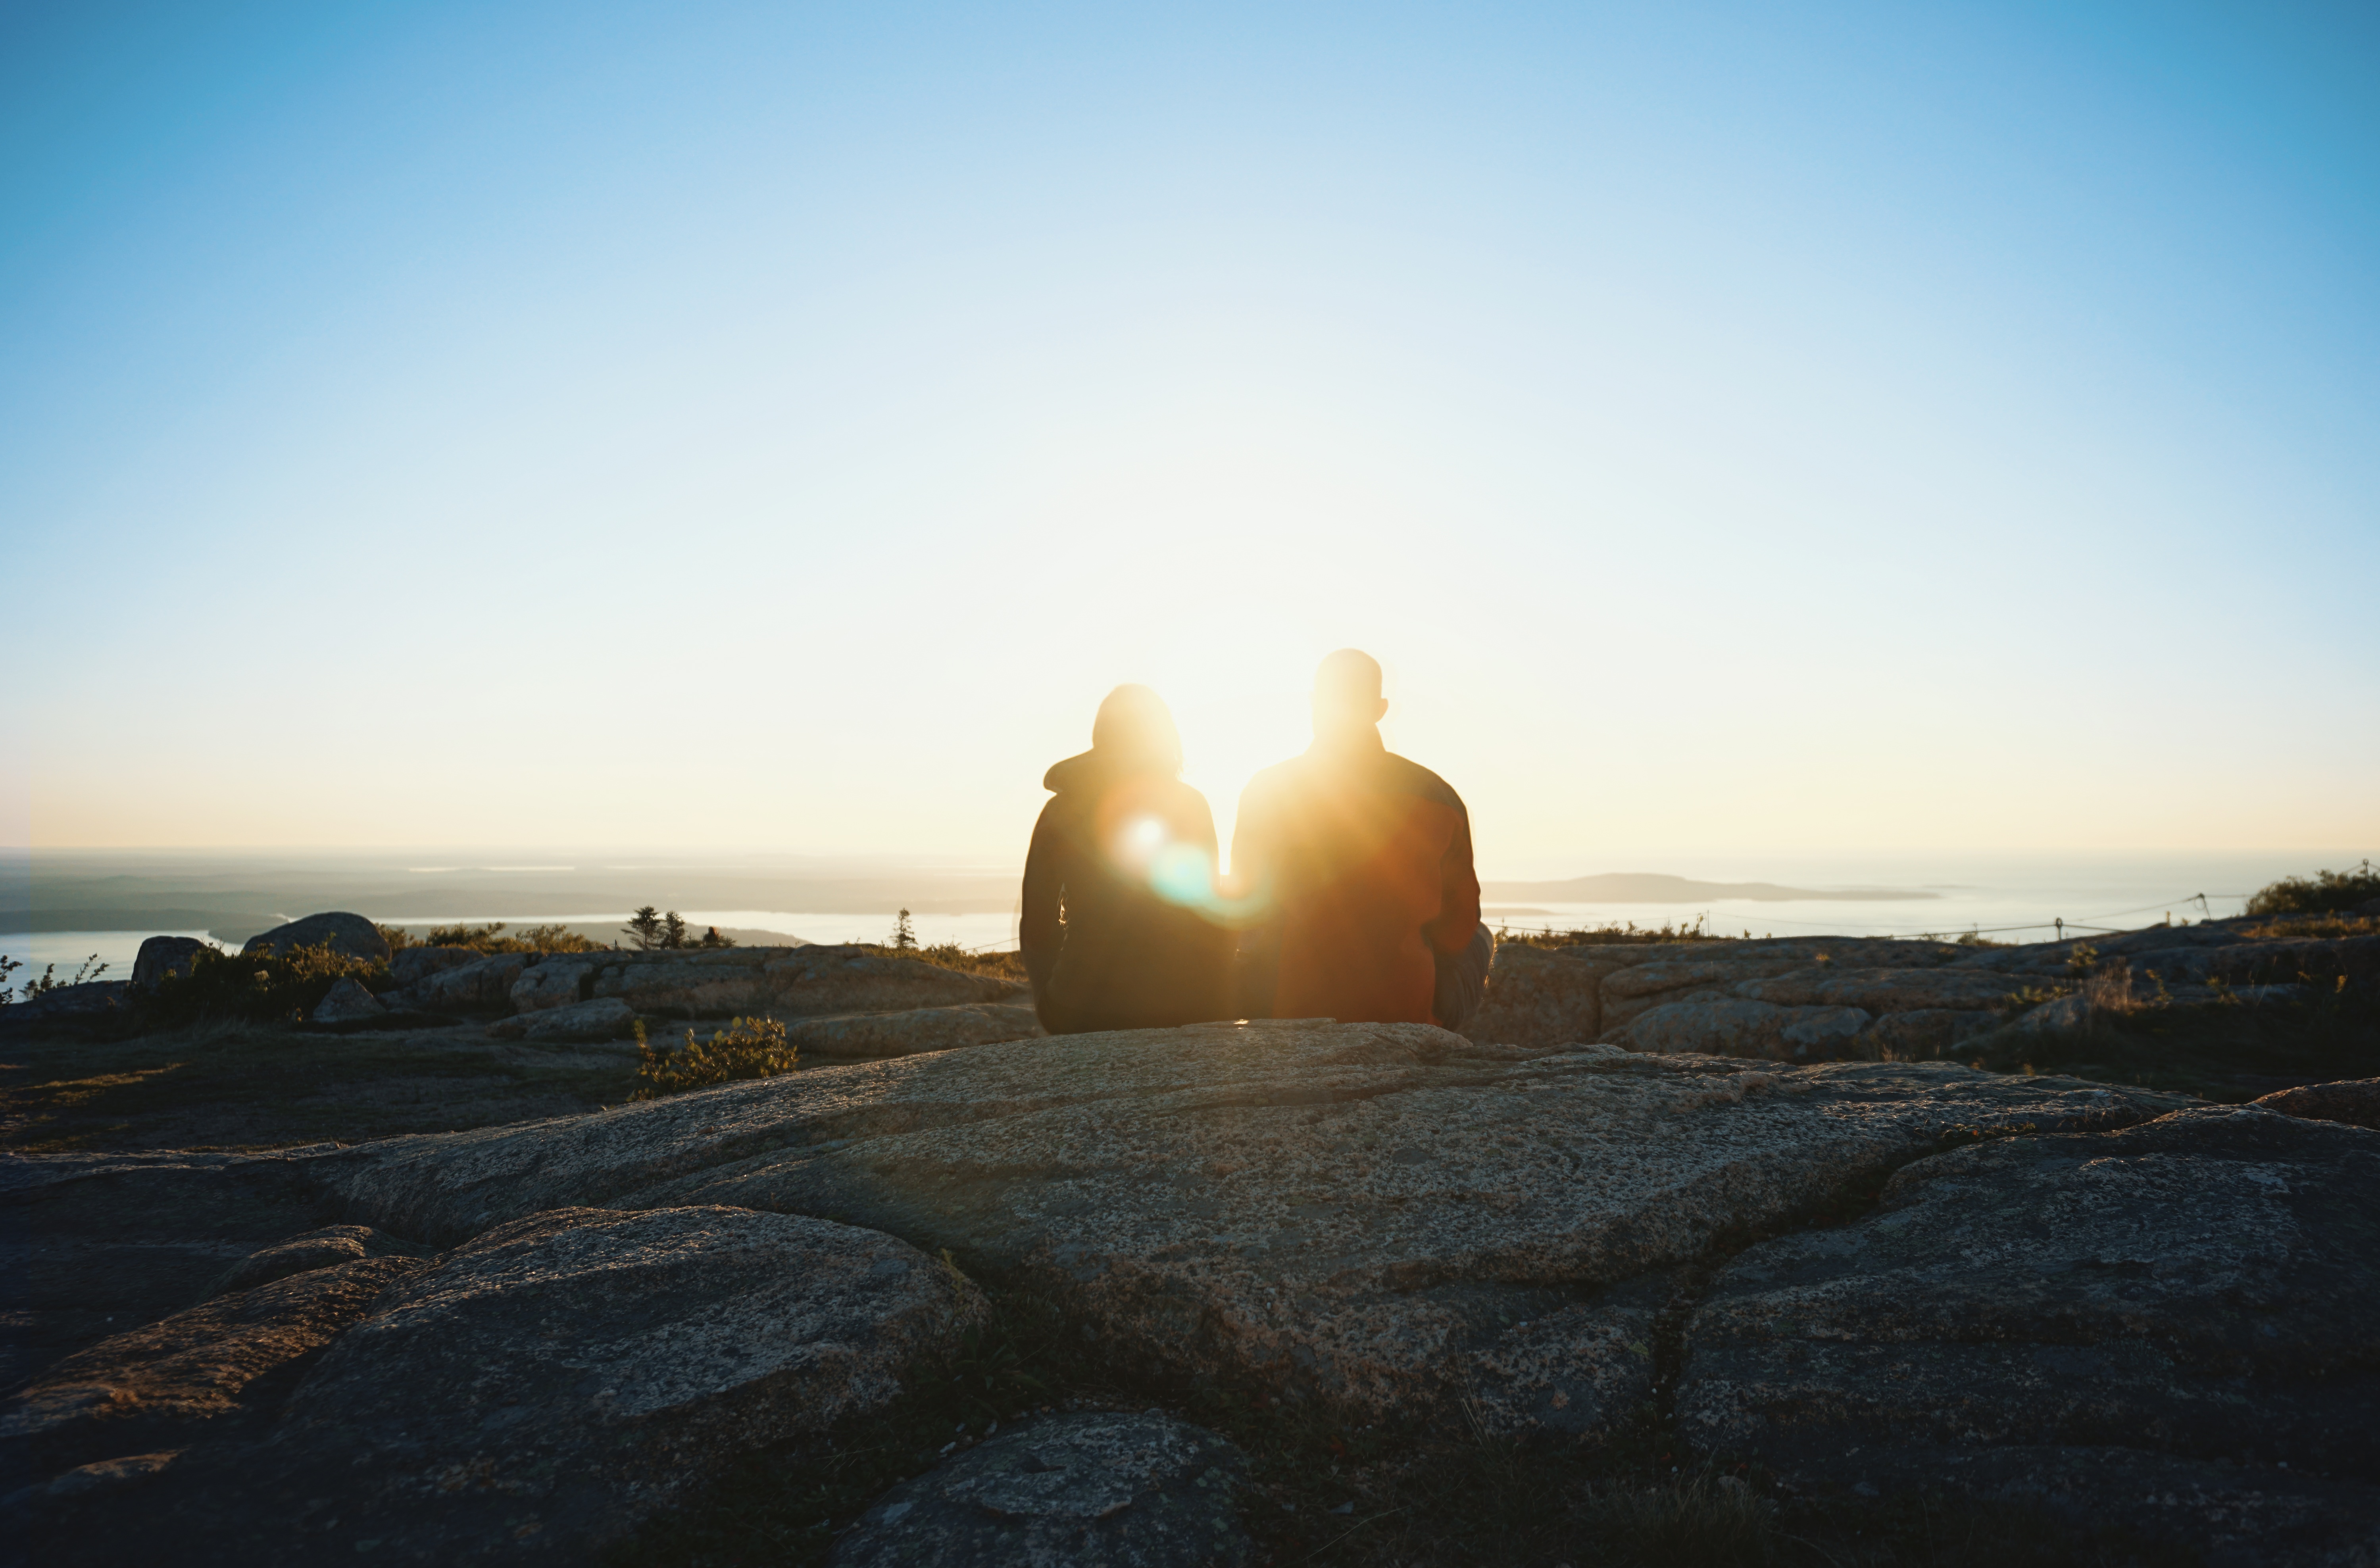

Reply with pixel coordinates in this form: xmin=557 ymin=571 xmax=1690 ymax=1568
xmin=1480 ymin=873 xmax=1936 ymax=903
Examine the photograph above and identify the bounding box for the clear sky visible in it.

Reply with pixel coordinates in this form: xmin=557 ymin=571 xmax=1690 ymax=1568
xmin=4 ymin=1 xmax=2374 ymax=872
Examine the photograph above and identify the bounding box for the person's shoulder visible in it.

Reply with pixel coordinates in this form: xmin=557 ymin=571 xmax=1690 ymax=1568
xmin=1380 ymin=751 xmax=1465 ymax=811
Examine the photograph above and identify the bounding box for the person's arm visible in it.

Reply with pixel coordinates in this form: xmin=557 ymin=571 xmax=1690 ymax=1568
xmin=1019 ymin=800 xmax=1066 ymax=998
xmin=1425 ymin=795 xmax=1481 ymax=955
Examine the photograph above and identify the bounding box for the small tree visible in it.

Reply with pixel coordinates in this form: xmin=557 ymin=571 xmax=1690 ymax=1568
xmin=624 ymin=907 xmax=665 ymax=950
xmin=890 ymin=909 xmax=917 ymax=951
xmin=698 ymin=925 xmax=735 ymax=949
xmin=663 ymin=911 xmax=691 ymax=949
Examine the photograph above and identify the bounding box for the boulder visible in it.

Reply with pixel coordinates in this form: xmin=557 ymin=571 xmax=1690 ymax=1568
xmin=486 ymin=995 xmax=637 ymax=1042
xmin=387 ymin=945 xmax=490 ymax=986
xmin=2253 ymin=1076 xmax=2380 ymax=1131
xmin=1608 ymin=997 xmax=1872 ymax=1061
xmin=588 ymin=944 xmax=1016 ymax=1020
xmin=1463 ymin=943 xmax=1640 ymax=1045
xmin=399 ymin=951 xmax=531 ymax=1012
xmin=831 ymin=1411 xmax=1253 ymax=1567
xmin=309 ymin=976 xmax=385 ymax=1024
xmin=203 ymin=1224 xmax=429 ymax=1300
xmin=197 ymin=1206 xmax=982 ymax=1562
xmin=788 ymin=1001 xmax=1044 ymax=1060
xmin=0 ymin=1256 xmax=423 ymax=1479
xmin=241 ymin=913 xmax=390 ymax=964
xmin=1675 ymin=1105 xmax=2380 ymax=1560
xmin=131 ymin=936 xmax=212 ymax=989
xmin=1599 ymin=958 xmax=1803 ymax=1029
xmin=508 ymin=958 xmax=591 ymax=1013
xmin=317 ymin=1022 xmax=2191 ymax=1430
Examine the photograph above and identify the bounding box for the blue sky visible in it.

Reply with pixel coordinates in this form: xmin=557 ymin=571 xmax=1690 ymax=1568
xmin=4 ymin=1 xmax=2374 ymax=868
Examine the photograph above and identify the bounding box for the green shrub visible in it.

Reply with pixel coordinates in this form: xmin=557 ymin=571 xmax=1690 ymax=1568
xmin=140 ymin=941 xmax=391 ymax=1026
xmin=633 ymin=1016 xmax=797 ymax=1099
xmin=2245 ymin=861 xmax=2380 ymax=917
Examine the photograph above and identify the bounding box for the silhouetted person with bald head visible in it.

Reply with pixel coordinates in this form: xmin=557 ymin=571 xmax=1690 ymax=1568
xmin=1230 ymin=650 xmax=1491 ymax=1028
xmin=1021 ymin=684 xmax=1232 ymax=1034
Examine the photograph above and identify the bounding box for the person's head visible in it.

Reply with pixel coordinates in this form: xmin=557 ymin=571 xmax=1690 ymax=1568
xmin=1311 ymin=649 xmax=1387 ymax=743
xmin=1089 ymin=683 xmax=1184 ymax=775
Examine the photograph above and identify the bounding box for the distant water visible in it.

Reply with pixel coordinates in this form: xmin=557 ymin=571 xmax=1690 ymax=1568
xmin=5 ymin=852 xmax=2363 ymax=979
xmin=1484 ymin=851 xmax=2338 ymax=942
xmin=0 ymin=930 xmax=225 ymax=983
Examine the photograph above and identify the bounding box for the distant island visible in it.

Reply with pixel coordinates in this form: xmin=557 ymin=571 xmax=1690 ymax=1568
xmin=1480 ymin=872 xmax=1937 ymax=903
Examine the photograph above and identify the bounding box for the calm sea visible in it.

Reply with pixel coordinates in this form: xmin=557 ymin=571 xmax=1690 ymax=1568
xmin=4 ymin=851 xmax=2364 ymax=980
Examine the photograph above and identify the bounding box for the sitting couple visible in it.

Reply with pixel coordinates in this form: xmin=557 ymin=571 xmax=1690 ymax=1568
xmin=1020 ymin=649 xmax=1494 ymax=1036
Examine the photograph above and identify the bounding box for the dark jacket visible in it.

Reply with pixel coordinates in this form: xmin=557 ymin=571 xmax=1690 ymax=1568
xmin=1021 ymin=751 xmax=1232 ymax=1035
xmin=1230 ymin=732 xmax=1481 ymax=1026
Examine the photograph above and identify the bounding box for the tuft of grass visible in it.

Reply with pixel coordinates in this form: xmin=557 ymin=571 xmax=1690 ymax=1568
xmin=1498 ymin=918 xmax=1737 ymax=949
xmin=632 ymin=1016 xmax=797 ymax=1099
xmin=2244 ymin=911 xmax=2380 ymax=942
xmin=2245 ymin=861 xmax=2380 ymax=917
xmin=849 ymin=940 xmax=1030 ymax=984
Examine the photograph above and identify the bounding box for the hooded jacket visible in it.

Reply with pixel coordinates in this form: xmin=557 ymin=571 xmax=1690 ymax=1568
xmin=1020 ymin=750 xmax=1232 ymax=1035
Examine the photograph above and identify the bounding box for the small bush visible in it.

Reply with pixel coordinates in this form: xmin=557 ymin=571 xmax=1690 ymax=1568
xmin=633 ymin=1016 xmax=797 ymax=1099
xmin=140 ymin=942 xmax=391 ymax=1026
xmin=2246 ymin=861 xmax=2380 ymax=917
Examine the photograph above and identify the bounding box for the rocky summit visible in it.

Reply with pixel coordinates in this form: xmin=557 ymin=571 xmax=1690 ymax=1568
xmin=315 ymin=1023 xmax=2190 ymax=1432
xmin=4 ymin=907 xmax=2376 ymax=1566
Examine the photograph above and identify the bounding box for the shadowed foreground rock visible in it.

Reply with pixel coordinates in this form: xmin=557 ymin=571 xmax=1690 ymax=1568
xmin=202 ymin=1223 xmax=428 ymax=1298
xmin=317 ymin=1022 xmax=2190 ymax=1430
xmin=1676 ymin=1104 xmax=2380 ymax=1564
xmin=29 ymin=1205 xmax=985 ymax=1564
xmin=831 ymin=1411 xmax=1252 ymax=1567
xmin=1 ymin=1256 xmax=421 ymax=1482
xmin=2253 ymin=1074 xmax=2380 ymax=1130
xmin=0 ymin=1149 xmax=342 ymax=1393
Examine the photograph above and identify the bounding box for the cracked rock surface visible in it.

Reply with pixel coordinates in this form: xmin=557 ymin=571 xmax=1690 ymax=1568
xmin=1677 ymin=1103 xmax=2380 ymax=1564
xmin=23 ymin=1204 xmax=985 ymax=1564
xmin=831 ymin=1410 xmax=1252 ymax=1567
xmin=317 ymin=1021 xmax=2190 ymax=1426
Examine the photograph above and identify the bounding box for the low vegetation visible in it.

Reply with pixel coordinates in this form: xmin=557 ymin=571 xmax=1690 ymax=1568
xmin=136 ymin=941 xmax=393 ymax=1028
xmin=0 ymin=953 xmax=111 ymax=1005
xmin=380 ymin=921 xmax=609 ymax=954
xmin=632 ymin=1016 xmax=798 ymax=1099
xmin=2244 ymin=860 xmax=2380 ymax=916
xmin=1497 ymin=917 xmax=1735 ymax=949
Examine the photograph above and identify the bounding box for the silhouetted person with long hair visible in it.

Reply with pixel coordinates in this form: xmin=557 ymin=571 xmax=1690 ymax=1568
xmin=1231 ymin=650 xmax=1491 ymax=1027
xmin=1021 ymin=685 xmax=1232 ymax=1034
